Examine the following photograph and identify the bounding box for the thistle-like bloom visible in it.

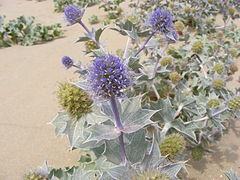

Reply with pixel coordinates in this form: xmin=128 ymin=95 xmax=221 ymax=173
xmin=149 ymin=8 xmax=174 ymax=33
xmin=62 ymin=56 xmax=73 ymax=69
xmin=87 ymin=55 xmax=131 ymax=98
xmin=64 ymin=5 xmax=85 ymax=25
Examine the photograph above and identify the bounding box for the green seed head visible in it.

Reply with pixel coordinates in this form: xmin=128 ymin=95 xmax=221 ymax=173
xmin=169 ymin=72 xmax=181 ymax=84
xmin=160 ymin=57 xmax=173 ymax=66
xmin=207 ymin=99 xmax=220 ymax=108
xmin=85 ymin=41 xmax=99 ymax=52
xmin=184 ymin=6 xmax=191 ymax=13
xmin=191 ymin=147 xmax=204 ymax=161
xmin=192 ymin=41 xmax=204 ymax=53
xmin=57 ymin=82 xmax=93 ymax=119
xmin=24 ymin=173 xmax=46 ymax=180
xmin=212 ymin=64 xmax=224 ymax=74
xmin=191 ymin=7 xmax=197 ymax=13
xmin=230 ymin=64 xmax=238 ymax=73
xmin=229 ymin=7 xmax=237 ymax=15
xmin=159 ymin=133 xmax=186 ymax=160
xmin=131 ymin=170 xmax=170 ymax=180
xmin=213 ymin=43 xmax=220 ymax=51
xmin=168 ymin=2 xmax=175 ymax=8
xmin=205 ymin=18 xmax=213 ymax=25
xmin=229 ymin=48 xmax=238 ymax=57
xmin=212 ymin=78 xmax=225 ymax=89
xmin=228 ymin=96 xmax=240 ymax=111
xmin=207 ymin=0 xmax=214 ymax=3
xmin=175 ymin=21 xmax=185 ymax=32
xmin=167 ymin=45 xmax=176 ymax=55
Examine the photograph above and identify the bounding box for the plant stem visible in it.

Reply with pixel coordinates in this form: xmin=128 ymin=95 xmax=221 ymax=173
xmin=184 ymin=107 xmax=230 ymax=125
xmin=151 ymin=83 xmax=160 ymax=100
xmin=79 ymin=20 xmax=92 ymax=37
xmin=110 ymin=96 xmax=127 ymax=163
xmin=134 ymin=31 xmax=156 ymax=57
xmin=123 ymin=37 xmax=130 ymax=59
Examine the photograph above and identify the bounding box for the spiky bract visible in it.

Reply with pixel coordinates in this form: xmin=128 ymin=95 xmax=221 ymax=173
xmin=131 ymin=170 xmax=170 ymax=180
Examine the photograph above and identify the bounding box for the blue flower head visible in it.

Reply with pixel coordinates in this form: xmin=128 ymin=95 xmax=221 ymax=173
xmin=88 ymin=55 xmax=131 ymax=99
xmin=149 ymin=8 xmax=174 ymax=33
xmin=62 ymin=56 xmax=73 ymax=69
xmin=64 ymin=5 xmax=85 ymax=25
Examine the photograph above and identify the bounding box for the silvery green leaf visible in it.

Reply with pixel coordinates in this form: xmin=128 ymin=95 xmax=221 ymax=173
xmin=83 ymin=105 xmax=110 ymax=125
xmin=104 ymin=130 xmax=148 ymax=164
xmin=137 ymin=140 xmax=166 ymax=171
xmin=224 ymin=171 xmax=240 ymax=180
xmin=85 ymin=124 xmax=120 ymax=143
xmin=96 ymin=157 xmax=132 ymax=180
xmin=160 ymin=161 xmax=186 ymax=179
xmin=76 ymin=36 xmax=91 ymax=42
xmin=150 ymin=98 xmax=175 ymax=124
xmin=121 ymin=96 xmax=156 ymax=134
xmin=94 ymin=27 xmax=106 ymax=42
xmin=51 ymin=112 xmax=70 ymax=136
xmin=74 ymin=81 xmax=90 ymax=91
xmin=127 ymin=57 xmax=142 ymax=70
xmin=145 ymin=38 xmax=160 ymax=48
xmin=92 ymin=48 xmax=107 ymax=57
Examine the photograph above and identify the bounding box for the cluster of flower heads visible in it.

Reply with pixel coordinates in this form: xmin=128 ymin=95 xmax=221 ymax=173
xmin=149 ymin=9 xmax=174 ymax=33
xmin=64 ymin=5 xmax=85 ymax=25
xmin=87 ymin=55 xmax=131 ymax=99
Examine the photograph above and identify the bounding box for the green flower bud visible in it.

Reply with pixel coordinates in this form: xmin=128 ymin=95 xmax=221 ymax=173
xmin=191 ymin=147 xmax=204 ymax=161
xmin=229 ymin=48 xmax=238 ymax=57
xmin=212 ymin=63 xmax=224 ymax=74
xmin=160 ymin=57 xmax=173 ymax=66
xmin=131 ymin=170 xmax=170 ymax=180
xmin=191 ymin=7 xmax=197 ymax=13
xmin=168 ymin=2 xmax=175 ymax=8
xmin=175 ymin=21 xmax=185 ymax=32
xmin=212 ymin=78 xmax=225 ymax=89
xmin=207 ymin=99 xmax=220 ymax=108
xmin=24 ymin=173 xmax=46 ymax=180
xmin=85 ymin=41 xmax=99 ymax=52
xmin=159 ymin=133 xmax=186 ymax=160
xmin=207 ymin=0 xmax=214 ymax=3
xmin=57 ymin=82 xmax=93 ymax=119
xmin=205 ymin=18 xmax=213 ymax=25
xmin=228 ymin=96 xmax=240 ymax=111
xmin=169 ymin=72 xmax=181 ymax=84
xmin=184 ymin=6 xmax=191 ymax=13
xmin=230 ymin=64 xmax=238 ymax=73
xmin=229 ymin=7 xmax=237 ymax=15
xmin=192 ymin=41 xmax=204 ymax=53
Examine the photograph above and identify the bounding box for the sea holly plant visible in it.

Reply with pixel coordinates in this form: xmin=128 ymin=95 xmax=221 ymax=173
xmin=41 ymin=3 xmax=239 ymax=180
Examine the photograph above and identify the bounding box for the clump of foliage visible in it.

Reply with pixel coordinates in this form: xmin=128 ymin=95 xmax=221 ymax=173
xmin=53 ymin=0 xmax=100 ymax=12
xmin=0 ymin=16 xmax=62 ymax=48
xmin=88 ymin=15 xmax=99 ymax=24
xmin=99 ymin=0 xmax=124 ymax=20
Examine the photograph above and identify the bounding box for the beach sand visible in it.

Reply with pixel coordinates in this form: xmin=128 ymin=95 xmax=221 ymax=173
xmin=0 ymin=1 xmax=239 ymax=179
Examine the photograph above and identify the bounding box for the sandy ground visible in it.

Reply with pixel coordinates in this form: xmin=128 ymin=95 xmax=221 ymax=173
xmin=0 ymin=0 xmax=239 ymax=180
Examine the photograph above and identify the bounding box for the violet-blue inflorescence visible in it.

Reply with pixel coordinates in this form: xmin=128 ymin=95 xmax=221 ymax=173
xmin=88 ymin=55 xmax=131 ymax=99
xmin=64 ymin=5 xmax=85 ymax=25
xmin=62 ymin=56 xmax=74 ymax=69
xmin=149 ymin=8 xmax=174 ymax=34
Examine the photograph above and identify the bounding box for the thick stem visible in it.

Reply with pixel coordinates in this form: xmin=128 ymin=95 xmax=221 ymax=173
xmin=110 ymin=96 xmax=123 ymax=129
xmin=134 ymin=31 xmax=156 ymax=57
xmin=151 ymin=83 xmax=160 ymax=100
xmin=110 ymin=96 xmax=127 ymax=163
xmin=79 ymin=20 xmax=92 ymax=37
